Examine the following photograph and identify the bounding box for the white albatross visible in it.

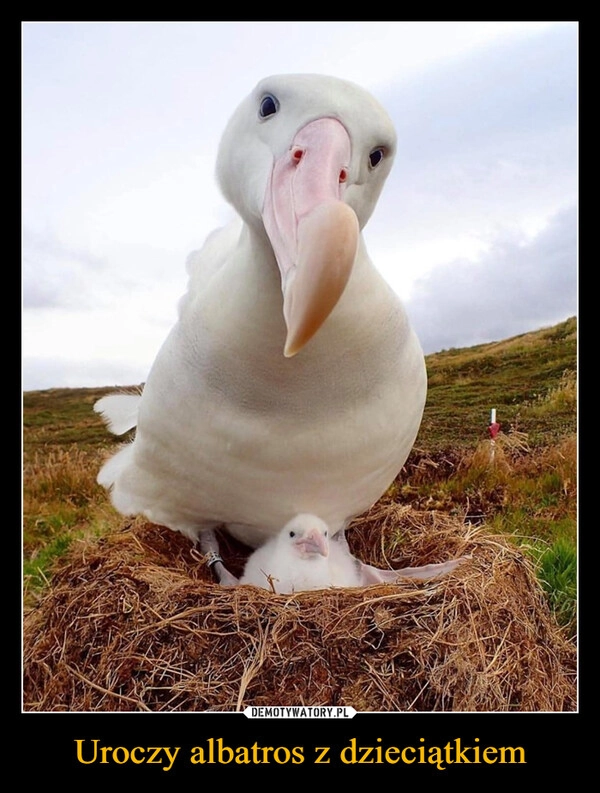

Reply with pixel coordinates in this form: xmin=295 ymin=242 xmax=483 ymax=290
xmin=95 ymin=73 xmax=465 ymax=586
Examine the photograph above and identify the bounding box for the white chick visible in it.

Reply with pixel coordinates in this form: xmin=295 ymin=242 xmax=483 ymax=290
xmin=328 ymin=534 xmax=363 ymax=588
xmin=240 ymin=514 xmax=331 ymax=594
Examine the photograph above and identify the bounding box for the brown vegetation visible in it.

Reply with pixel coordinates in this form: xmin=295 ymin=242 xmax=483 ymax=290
xmin=23 ymin=504 xmax=576 ymax=712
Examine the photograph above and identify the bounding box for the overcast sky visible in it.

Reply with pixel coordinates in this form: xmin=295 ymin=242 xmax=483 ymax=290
xmin=22 ymin=21 xmax=578 ymax=391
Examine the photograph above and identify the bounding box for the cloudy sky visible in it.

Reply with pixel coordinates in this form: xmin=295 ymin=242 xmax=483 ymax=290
xmin=22 ymin=21 xmax=578 ymax=391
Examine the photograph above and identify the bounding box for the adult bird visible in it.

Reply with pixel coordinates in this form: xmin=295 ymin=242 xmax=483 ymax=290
xmin=95 ymin=74 xmax=461 ymax=586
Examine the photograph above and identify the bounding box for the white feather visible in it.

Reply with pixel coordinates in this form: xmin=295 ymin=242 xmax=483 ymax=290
xmin=94 ymin=394 xmax=141 ymax=436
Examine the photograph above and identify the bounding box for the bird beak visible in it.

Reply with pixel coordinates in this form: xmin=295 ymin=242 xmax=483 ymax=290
xmin=296 ymin=528 xmax=329 ymax=558
xmin=262 ymin=118 xmax=359 ymax=357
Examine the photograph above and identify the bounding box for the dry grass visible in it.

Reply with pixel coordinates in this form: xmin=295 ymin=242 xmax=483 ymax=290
xmin=23 ymin=447 xmax=110 ymax=544
xmin=23 ymin=504 xmax=576 ymax=713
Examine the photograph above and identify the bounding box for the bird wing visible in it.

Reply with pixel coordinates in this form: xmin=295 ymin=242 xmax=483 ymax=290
xmin=94 ymin=393 xmax=141 ymax=435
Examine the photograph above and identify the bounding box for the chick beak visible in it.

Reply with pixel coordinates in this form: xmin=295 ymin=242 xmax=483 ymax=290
xmin=296 ymin=528 xmax=329 ymax=557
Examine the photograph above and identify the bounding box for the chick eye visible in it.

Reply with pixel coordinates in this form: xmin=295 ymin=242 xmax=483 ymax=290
xmin=369 ymin=148 xmax=385 ymax=169
xmin=259 ymin=94 xmax=279 ymax=119
xmin=289 ymin=531 xmax=295 ymax=538
xmin=324 ymin=531 xmax=328 ymax=537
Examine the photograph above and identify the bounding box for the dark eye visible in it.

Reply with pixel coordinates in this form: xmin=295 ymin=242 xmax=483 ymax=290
xmin=369 ymin=148 xmax=384 ymax=169
xmin=324 ymin=531 xmax=328 ymax=537
xmin=259 ymin=94 xmax=279 ymax=119
xmin=289 ymin=531 xmax=295 ymax=538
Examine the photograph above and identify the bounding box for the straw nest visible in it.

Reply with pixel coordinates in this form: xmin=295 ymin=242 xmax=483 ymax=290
xmin=23 ymin=503 xmax=576 ymax=712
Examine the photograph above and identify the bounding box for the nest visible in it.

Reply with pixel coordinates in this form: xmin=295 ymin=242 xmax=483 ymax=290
xmin=23 ymin=504 xmax=576 ymax=712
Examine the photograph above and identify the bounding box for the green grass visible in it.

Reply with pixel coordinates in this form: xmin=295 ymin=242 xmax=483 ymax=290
xmin=23 ymin=385 xmax=136 ymax=449
xmin=419 ymin=316 xmax=577 ymax=450
xmin=536 ymin=538 xmax=577 ymax=637
xmin=22 ymin=443 xmax=122 ymax=606
xmin=24 ymin=533 xmax=77 ymax=592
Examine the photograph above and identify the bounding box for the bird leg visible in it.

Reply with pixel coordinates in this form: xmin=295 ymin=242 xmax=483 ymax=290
xmin=334 ymin=529 xmax=469 ymax=584
xmin=199 ymin=528 xmax=239 ymax=586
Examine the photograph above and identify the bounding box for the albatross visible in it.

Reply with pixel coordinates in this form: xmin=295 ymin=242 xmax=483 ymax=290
xmin=239 ymin=514 xmax=333 ymax=594
xmin=239 ymin=513 xmax=456 ymax=593
xmin=95 ymin=73 xmax=463 ymax=586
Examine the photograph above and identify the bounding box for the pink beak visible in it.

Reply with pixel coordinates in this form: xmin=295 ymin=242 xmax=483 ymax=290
xmin=296 ymin=528 xmax=329 ymax=557
xmin=262 ymin=118 xmax=359 ymax=357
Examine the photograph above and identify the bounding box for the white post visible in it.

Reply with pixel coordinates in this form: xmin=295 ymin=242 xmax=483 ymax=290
xmin=490 ymin=408 xmax=496 ymax=463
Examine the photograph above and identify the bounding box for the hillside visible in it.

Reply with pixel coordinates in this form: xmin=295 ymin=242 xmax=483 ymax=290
xmin=419 ymin=315 xmax=576 ymax=451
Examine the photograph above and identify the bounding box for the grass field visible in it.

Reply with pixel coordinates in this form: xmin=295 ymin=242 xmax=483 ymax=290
xmin=22 ymin=316 xmax=577 ymax=636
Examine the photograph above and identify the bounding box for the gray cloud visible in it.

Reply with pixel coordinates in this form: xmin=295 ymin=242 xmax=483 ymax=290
xmin=384 ymin=24 xmax=576 ymax=172
xmin=370 ymin=24 xmax=577 ymax=243
xmin=406 ymin=204 xmax=577 ymax=353
xmin=22 ymin=229 xmax=107 ymax=310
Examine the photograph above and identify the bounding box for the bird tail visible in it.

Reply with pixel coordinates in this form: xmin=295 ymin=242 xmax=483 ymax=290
xmin=96 ymin=443 xmax=135 ymax=492
xmin=94 ymin=393 xmax=141 ymax=435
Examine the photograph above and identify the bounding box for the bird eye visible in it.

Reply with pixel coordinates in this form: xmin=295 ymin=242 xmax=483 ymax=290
xmin=369 ymin=148 xmax=385 ymax=169
xmin=324 ymin=531 xmax=328 ymax=537
xmin=259 ymin=94 xmax=279 ymax=119
xmin=289 ymin=531 xmax=295 ymax=537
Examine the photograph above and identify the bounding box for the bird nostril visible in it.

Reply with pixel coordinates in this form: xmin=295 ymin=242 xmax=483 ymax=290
xmin=339 ymin=168 xmax=347 ymax=183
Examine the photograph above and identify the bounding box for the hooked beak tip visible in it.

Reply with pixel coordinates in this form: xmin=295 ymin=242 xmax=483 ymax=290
xmin=283 ymin=339 xmax=300 ymax=358
xmin=281 ymin=201 xmax=359 ymax=357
